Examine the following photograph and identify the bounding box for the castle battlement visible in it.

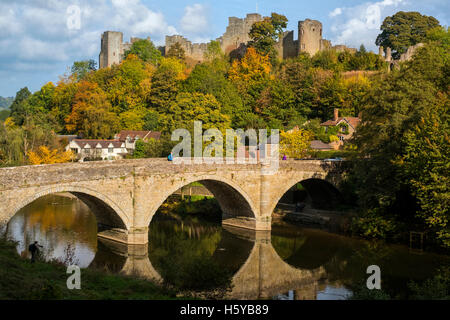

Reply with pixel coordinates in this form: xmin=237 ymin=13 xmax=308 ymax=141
xmin=99 ymin=13 xmax=357 ymax=68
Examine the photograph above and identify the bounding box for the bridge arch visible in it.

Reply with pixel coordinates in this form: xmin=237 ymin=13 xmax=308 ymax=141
xmin=7 ymin=186 xmax=129 ymax=230
xmin=268 ymin=172 xmax=342 ymax=215
xmin=144 ymin=175 xmax=258 ymax=227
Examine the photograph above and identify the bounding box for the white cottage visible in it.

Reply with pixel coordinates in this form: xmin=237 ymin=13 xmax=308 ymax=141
xmin=66 ymin=139 xmax=127 ymax=161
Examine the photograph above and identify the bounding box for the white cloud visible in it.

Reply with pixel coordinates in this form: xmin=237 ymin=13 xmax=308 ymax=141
xmin=0 ymin=0 xmax=181 ymax=95
xmin=329 ymin=8 xmax=342 ymax=18
xmin=328 ymin=0 xmax=405 ymax=51
xmin=0 ymin=0 xmax=178 ymax=89
xmin=180 ymin=4 xmax=209 ymax=34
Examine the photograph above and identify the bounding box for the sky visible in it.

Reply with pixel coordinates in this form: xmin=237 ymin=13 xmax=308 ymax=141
xmin=0 ymin=0 xmax=448 ymax=97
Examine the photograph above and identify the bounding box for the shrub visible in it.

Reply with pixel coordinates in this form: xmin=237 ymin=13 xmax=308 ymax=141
xmin=351 ymin=210 xmax=399 ymax=240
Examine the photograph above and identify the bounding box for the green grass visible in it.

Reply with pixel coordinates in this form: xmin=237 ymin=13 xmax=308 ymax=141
xmin=0 ymin=239 xmax=188 ymax=300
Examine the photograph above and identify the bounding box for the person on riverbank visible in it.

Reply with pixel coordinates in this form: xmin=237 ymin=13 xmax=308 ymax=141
xmin=167 ymin=152 xmax=173 ymax=161
xmin=28 ymin=241 xmax=43 ymax=263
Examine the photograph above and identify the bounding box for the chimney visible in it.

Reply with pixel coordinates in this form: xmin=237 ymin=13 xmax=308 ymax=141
xmin=334 ymin=108 xmax=339 ymax=121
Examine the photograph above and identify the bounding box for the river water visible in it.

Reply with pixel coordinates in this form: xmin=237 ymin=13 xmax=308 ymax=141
xmin=3 ymin=194 xmax=449 ymax=300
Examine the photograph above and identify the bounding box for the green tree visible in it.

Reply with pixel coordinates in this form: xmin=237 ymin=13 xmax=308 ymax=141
xmin=0 ymin=110 xmax=10 ymax=121
xmin=10 ymin=87 xmax=32 ymax=126
xmin=124 ymin=39 xmax=162 ymax=65
xmin=204 ymin=41 xmax=225 ymax=62
xmin=352 ymin=38 xmax=449 ymax=246
xmin=149 ymin=66 xmax=180 ymax=116
xmin=184 ymin=63 xmax=246 ymax=127
xmin=166 ymin=42 xmax=186 ymax=61
xmin=71 ymin=60 xmax=97 ymax=81
xmin=159 ymin=92 xmax=231 ymax=133
xmin=248 ymin=13 xmax=288 ymax=64
xmin=376 ymin=11 xmax=440 ymax=59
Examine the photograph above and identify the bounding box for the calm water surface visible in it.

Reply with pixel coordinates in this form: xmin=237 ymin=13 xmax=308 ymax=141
xmin=4 ymin=194 xmax=449 ymax=300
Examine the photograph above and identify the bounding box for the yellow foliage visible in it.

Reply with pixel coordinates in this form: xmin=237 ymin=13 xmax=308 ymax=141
xmin=329 ymin=135 xmax=340 ymax=142
xmin=228 ymin=47 xmax=272 ymax=83
xmin=3 ymin=117 xmax=15 ymax=128
xmin=280 ymin=129 xmax=314 ymax=159
xmin=27 ymin=146 xmax=74 ymax=165
xmin=159 ymin=57 xmax=187 ymax=80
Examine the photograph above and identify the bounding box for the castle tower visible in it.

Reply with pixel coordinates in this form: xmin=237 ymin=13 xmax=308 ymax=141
xmin=298 ymin=19 xmax=323 ymax=57
xmin=99 ymin=31 xmax=124 ymax=69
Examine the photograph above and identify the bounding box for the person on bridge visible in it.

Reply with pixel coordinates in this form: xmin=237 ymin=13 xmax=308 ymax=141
xmin=167 ymin=152 xmax=173 ymax=161
xmin=28 ymin=241 xmax=43 ymax=263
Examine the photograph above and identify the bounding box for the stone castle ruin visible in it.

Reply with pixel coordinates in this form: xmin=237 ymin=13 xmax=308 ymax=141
xmin=99 ymin=13 xmax=357 ymax=68
xmin=99 ymin=13 xmax=422 ymax=69
xmin=378 ymin=43 xmax=424 ymax=70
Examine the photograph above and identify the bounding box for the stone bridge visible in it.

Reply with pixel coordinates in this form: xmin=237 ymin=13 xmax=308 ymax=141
xmin=0 ymin=159 xmax=345 ymax=245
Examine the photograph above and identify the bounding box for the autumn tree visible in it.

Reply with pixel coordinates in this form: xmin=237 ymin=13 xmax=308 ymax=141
xmin=107 ymin=54 xmax=154 ymax=113
xmin=280 ymin=129 xmax=314 ymax=159
xmin=65 ymin=81 xmax=119 ymax=139
xmin=376 ymin=11 xmax=440 ymax=59
xmin=28 ymin=146 xmax=74 ymax=165
xmin=159 ymin=92 xmax=231 ymax=133
xmin=228 ymin=47 xmax=272 ymax=85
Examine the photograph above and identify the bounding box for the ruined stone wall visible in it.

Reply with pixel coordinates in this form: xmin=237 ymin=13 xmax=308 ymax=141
xmin=99 ymin=14 xmax=359 ymax=67
xmin=275 ymin=31 xmax=298 ymax=59
xmin=219 ymin=13 xmax=264 ymax=54
xmin=165 ymin=35 xmax=208 ymax=62
xmin=379 ymin=43 xmax=425 ymax=72
xmin=399 ymin=43 xmax=424 ymax=62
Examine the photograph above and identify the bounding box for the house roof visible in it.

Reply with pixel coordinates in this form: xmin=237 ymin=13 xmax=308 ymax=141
xmin=72 ymin=140 xmax=124 ymax=149
xmin=320 ymin=117 xmax=361 ymax=130
xmin=115 ymin=130 xmax=161 ymax=142
xmin=310 ymin=140 xmax=333 ymax=150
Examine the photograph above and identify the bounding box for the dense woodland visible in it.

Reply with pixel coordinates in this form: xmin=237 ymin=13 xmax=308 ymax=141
xmin=0 ymin=12 xmax=448 ymax=247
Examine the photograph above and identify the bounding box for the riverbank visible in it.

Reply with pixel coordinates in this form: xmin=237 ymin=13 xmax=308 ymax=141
xmin=0 ymin=239 xmax=187 ymax=300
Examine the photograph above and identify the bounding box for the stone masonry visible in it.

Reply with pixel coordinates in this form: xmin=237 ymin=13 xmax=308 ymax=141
xmin=0 ymin=159 xmax=344 ymax=245
xmin=99 ymin=13 xmax=356 ymax=68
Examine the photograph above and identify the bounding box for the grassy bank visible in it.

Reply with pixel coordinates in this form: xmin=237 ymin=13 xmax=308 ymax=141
xmin=0 ymin=239 xmax=185 ymax=300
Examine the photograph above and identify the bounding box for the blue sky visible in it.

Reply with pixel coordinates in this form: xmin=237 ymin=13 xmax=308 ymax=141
xmin=0 ymin=0 xmax=448 ymax=97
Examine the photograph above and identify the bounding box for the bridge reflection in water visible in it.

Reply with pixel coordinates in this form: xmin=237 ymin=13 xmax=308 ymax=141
xmin=6 ymin=193 xmax=448 ymax=300
xmin=91 ymin=226 xmax=334 ymax=300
